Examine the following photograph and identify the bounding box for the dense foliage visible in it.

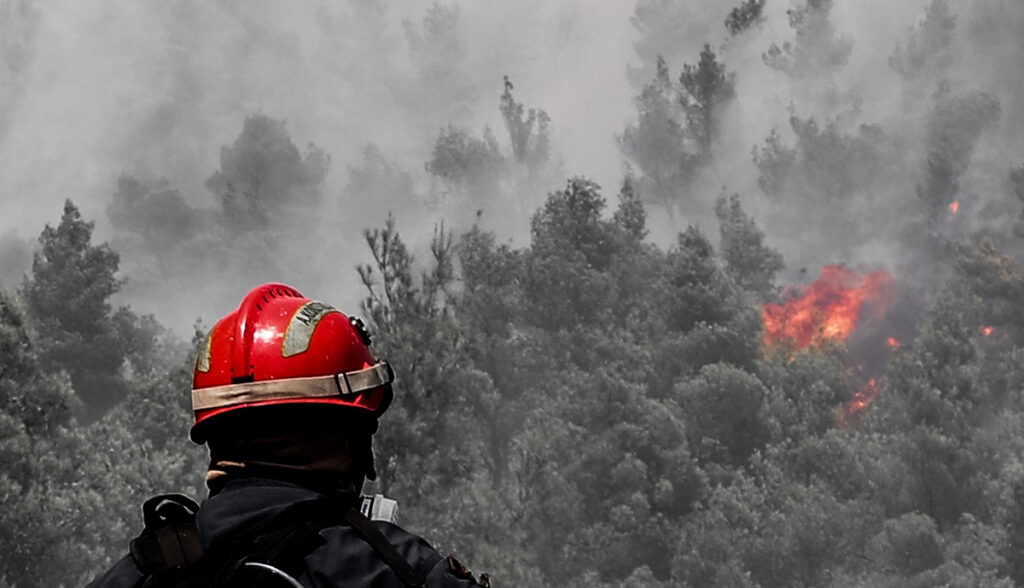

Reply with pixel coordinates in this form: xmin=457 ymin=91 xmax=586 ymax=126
xmin=7 ymin=180 xmax=1024 ymax=586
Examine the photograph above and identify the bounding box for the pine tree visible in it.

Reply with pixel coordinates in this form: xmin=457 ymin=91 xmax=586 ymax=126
xmin=715 ymin=193 xmax=783 ymax=300
xmin=107 ymin=175 xmax=202 ymax=255
xmin=679 ymin=44 xmax=735 ymax=157
xmin=890 ymin=0 xmax=956 ymax=81
xmin=612 ymin=176 xmax=647 ymax=242
xmin=524 ymin=178 xmax=620 ymax=330
xmin=725 ymin=0 xmax=766 ymax=36
xmin=620 ymin=56 xmax=694 ymax=215
xmin=677 ymin=363 xmax=771 ymax=467
xmin=205 ymin=114 xmax=329 ymax=232
xmin=426 ymin=124 xmax=504 ymax=191
xmin=621 ymin=46 xmax=734 ymax=217
xmin=918 ymin=88 xmax=1000 ymax=220
xmin=666 ymin=226 xmax=736 ymax=333
xmin=23 ymin=201 xmax=132 ymax=412
xmin=500 ymin=76 xmax=550 ymax=171
xmin=762 ymin=0 xmax=853 ymax=78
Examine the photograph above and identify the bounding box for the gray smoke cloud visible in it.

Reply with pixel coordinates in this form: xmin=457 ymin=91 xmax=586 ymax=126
xmin=0 ymin=0 xmax=1022 ymax=334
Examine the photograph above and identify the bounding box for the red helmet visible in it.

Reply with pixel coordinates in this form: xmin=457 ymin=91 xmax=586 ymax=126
xmin=190 ymin=283 xmax=393 ymax=443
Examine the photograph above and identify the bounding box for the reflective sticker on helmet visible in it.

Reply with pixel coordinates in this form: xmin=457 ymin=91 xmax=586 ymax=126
xmin=282 ymin=301 xmax=340 ymax=357
xmin=196 ymin=330 xmax=213 ymax=373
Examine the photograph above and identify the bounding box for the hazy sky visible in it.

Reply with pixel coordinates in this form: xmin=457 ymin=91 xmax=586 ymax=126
xmin=0 ymin=1 xmax=634 ymax=231
xmin=2 ymin=0 xmax=1021 ymax=330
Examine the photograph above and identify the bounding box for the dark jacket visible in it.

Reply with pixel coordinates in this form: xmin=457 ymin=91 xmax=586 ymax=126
xmin=85 ymin=478 xmax=483 ymax=587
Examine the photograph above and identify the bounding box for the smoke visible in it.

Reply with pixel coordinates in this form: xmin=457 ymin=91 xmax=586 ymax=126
xmin=0 ymin=0 xmax=1022 ymax=335
xmin=0 ymin=229 xmax=30 ymax=291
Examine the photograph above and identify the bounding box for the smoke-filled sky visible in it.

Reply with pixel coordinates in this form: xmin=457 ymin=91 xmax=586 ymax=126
xmin=0 ymin=1 xmax=633 ymax=229
xmin=2 ymin=0 xmax=1022 ymax=332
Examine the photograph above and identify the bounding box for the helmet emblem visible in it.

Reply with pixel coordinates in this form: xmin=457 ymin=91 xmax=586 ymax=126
xmin=195 ymin=330 xmax=213 ymax=373
xmin=282 ymin=301 xmax=340 ymax=357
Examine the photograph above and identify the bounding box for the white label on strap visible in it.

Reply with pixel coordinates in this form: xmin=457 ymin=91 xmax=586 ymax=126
xmin=360 ymin=494 xmax=399 ymax=524
xmin=281 ymin=301 xmax=339 ymax=357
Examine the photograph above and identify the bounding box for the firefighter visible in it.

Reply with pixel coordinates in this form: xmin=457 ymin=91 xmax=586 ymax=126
xmin=86 ymin=283 xmax=486 ymax=587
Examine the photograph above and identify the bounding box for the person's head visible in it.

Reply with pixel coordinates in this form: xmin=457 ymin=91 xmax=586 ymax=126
xmin=190 ymin=283 xmax=393 ymax=495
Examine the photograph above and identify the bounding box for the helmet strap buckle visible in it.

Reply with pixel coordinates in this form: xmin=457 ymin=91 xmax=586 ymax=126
xmin=335 ymin=372 xmax=354 ymax=396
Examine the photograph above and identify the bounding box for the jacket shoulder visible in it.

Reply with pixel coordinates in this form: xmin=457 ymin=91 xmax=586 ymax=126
xmin=306 ymin=522 xmax=484 ymax=587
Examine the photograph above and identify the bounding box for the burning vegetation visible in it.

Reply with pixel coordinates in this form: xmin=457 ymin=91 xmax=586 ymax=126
xmin=761 ymin=264 xmax=899 ymax=427
xmin=838 ymin=377 xmax=882 ymax=428
xmin=762 ymin=265 xmax=894 ymax=350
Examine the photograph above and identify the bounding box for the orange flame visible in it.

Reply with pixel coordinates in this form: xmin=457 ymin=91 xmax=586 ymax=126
xmin=762 ymin=265 xmax=894 ymax=350
xmin=839 ymin=378 xmax=882 ymax=428
xmin=886 ymin=337 xmax=900 ymax=348
xmin=948 ymin=201 xmax=960 ymax=215
xmin=981 ymin=325 xmax=994 ymax=336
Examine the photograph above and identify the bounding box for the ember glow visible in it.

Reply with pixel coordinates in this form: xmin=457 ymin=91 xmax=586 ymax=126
xmin=839 ymin=378 xmax=882 ymax=428
xmin=981 ymin=325 xmax=995 ymax=336
xmin=886 ymin=337 xmax=900 ymax=348
xmin=762 ymin=265 xmax=895 ymax=349
xmin=949 ymin=201 xmax=960 ymax=215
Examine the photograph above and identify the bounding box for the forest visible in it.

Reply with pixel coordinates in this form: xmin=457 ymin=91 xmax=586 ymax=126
xmin=3 ymin=0 xmax=1024 ymax=586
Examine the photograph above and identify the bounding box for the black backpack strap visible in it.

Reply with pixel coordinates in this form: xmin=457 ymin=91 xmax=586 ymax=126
xmin=237 ymin=500 xmax=424 ymax=587
xmin=128 ymin=495 xmax=424 ymax=588
xmin=226 ymin=501 xmax=346 ymax=582
xmin=126 ymin=497 xmax=331 ymax=588
xmin=343 ymin=507 xmax=425 ymax=587
xmin=129 ymin=494 xmax=203 ymax=581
